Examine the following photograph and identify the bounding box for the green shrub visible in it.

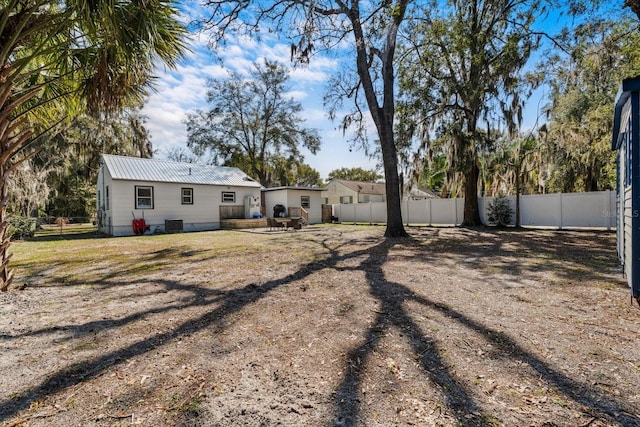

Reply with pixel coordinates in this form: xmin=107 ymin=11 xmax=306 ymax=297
xmin=487 ymin=195 xmax=513 ymax=227
xmin=8 ymin=216 xmax=37 ymax=239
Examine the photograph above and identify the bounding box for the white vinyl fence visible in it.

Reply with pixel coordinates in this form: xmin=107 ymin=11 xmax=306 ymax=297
xmin=331 ymin=190 xmax=617 ymax=230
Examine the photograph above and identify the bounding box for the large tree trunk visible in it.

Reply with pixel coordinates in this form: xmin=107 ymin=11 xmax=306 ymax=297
xmin=379 ymin=119 xmax=407 ymax=237
xmin=350 ymin=0 xmax=408 ymax=238
xmin=0 ymin=125 xmax=16 ymax=292
xmin=0 ymin=164 xmax=13 ymax=291
xmin=0 ymin=77 xmax=33 ymax=291
xmin=0 ymin=74 xmax=13 ymax=291
xmin=462 ymin=159 xmax=482 ymax=226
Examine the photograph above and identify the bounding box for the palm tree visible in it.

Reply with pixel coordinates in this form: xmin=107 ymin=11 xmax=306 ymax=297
xmin=0 ymin=0 xmax=187 ymax=291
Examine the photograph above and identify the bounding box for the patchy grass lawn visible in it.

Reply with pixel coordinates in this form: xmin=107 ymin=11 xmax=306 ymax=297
xmin=0 ymin=225 xmax=639 ymax=426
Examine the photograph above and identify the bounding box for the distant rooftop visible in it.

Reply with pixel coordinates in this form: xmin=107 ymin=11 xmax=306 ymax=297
xmin=332 ymin=179 xmax=387 ymax=195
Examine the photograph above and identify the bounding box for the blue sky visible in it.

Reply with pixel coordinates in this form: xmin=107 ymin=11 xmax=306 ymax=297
xmin=141 ymin=28 xmax=381 ymax=180
xmin=140 ymin=3 xmax=559 ymax=181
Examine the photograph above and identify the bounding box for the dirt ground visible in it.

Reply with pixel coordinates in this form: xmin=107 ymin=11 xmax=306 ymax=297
xmin=0 ymin=225 xmax=639 ymax=426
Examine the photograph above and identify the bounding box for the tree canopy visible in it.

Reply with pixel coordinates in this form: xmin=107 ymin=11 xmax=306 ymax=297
xmin=327 ymin=168 xmax=383 ymax=183
xmin=201 ymin=0 xmax=411 ymax=237
xmin=184 ymin=60 xmax=321 ymax=188
xmin=0 ymin=0 xmax=187 ymax=290
xmin=544 ymin=17 xmax=640 ymax=192
xmin=397 ymin=0 xmax=544 ymax=225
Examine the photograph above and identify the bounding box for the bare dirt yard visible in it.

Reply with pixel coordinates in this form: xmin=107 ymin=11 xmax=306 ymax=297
xmin=0 ymin=225 xmax=639 ymax=427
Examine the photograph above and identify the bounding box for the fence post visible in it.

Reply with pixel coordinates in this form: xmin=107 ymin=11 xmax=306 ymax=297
xmin=428 ymin=198 xmax=432 ymax=226
xmin=454 ymin=198 xmax=458 ymax=226
xmin=369 ymin=202 xmax=373 ymax=225
xmin=559 ymin=192 xmax=563 ymax=230
xmin=405 ymin=199 xmax=409 ymax=226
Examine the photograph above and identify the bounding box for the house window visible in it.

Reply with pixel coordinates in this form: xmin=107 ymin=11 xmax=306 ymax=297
xmin=135 ymin=185 xmax=154 ymax=209
xmin=182 ymin=188 xmax=193 ymax=205
xmin=301 ymin=195 xmax=310 ymax=209
xmin=105 ymin=186 xmax=110 ymax=210
xmin=340 ymin=195 xmax=353 ymax=204
xmin=222 ymin=191 xmax=236 ymax=203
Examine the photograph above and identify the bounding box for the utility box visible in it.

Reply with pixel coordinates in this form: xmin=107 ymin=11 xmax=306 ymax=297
xmin=165 ymin=219 xmax=183 ymax=233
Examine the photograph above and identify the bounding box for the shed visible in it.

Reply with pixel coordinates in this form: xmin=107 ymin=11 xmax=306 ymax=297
xmin=611 ymin=76 xmax=640 ymax=303
xmin=262 ymin=186 xmax=324 ymax=225
xmin=96 ymin=154 xmax=262 ymax=236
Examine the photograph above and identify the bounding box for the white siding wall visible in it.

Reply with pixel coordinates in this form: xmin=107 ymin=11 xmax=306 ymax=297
xmin=324 ymin=181 xmax=358 ymax=205
xmin=104 ymin=176 xmax=259 ymax=236
xmin=96 ymin=166 xmax=112 ymax=235
xmin=285 ymin=189 xmax=323 ymax=224
xmin=264 ymin=190 xmax=289 ymax=219
xmin=264 ymin=189 xmax=323 ymax=223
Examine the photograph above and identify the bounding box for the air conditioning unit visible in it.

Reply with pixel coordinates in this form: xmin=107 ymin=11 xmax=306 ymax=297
xmin=165 ymin=219 xmax=183 ymax=233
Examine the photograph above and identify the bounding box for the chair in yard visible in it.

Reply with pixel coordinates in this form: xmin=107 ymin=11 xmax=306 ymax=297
xmin=268 ymin=217 xmax=285 ymax=231
xmin=287 ymin=217 xmax=301 ymax=231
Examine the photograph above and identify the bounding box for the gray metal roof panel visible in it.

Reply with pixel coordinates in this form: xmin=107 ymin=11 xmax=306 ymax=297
xmin=101 ymin=154 xmax=261 ymax=187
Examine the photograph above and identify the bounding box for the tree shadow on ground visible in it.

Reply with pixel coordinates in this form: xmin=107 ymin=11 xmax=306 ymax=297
xmin=332 ymin=236 xmax=639 ymax=426
xmin=1 ymin=228 xmax=637 ymax=425
xmin=0 ymin=232 xmax=370 ymax=421
xmin=403 ymin=227 xmax=624 ymax=288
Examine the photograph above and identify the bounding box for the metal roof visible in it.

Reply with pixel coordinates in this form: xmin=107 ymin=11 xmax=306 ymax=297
xmin=101 ymin=154 xmax=261 ymax=188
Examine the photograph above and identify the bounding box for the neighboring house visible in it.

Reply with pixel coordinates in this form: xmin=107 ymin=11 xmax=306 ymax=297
xmin=322 ymin=178 xmax=438 ymax=204
xmin=322 ymin=179 xmax=386 ymax=204
xmin=96 ymin=154 xmax=261 ymax=236
xmin=404 ymin=186 xmax=440 ymax=200
xmin=611 ymin=75 xmax=640 ymax=303
xmin=262 ymin=186 xmax=324 ymax=224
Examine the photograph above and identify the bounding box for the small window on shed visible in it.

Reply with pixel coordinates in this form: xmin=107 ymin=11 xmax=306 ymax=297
xmin=222 ymin=191 xmax=236 ymax=203
xmin=182 ymin=188 xmax=193 ymax=205
xmin=301 ymin=195 xmax=310 ymax=209
xmin=105 ymin=186 xmax=110 ymax=210
xmin=135 ymin=186 xmax=154 ymax=209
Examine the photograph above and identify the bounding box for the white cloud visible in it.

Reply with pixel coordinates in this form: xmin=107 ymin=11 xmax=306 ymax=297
xmin=142 ymin=32 xmax=380 ymax=179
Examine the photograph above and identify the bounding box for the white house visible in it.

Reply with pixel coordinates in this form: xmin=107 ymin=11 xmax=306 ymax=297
xmin=96 ymin=154 xmax=262 ymax=236
xmin=322 ymin=179 xmax=387 ymax=204
xmin=262 ymin=186 xmax=324 ymax=224
xmin=322 ymin=178 xmax=439 ymax=205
